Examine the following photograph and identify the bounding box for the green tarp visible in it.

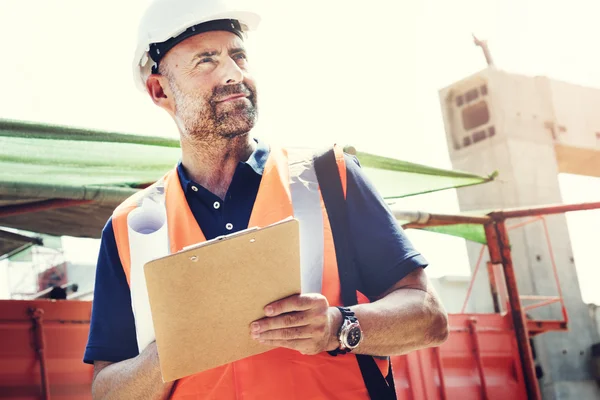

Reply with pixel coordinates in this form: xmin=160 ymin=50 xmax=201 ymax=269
xmin=420 ymin=224 xmax=487 ymax=245
xmin=0 ymin=119 xmax=495 ymax=243
xmin=356 ymin=152 xmax=497 ymax=199
xmin=0 ymin=120 xmax=180 ymax=201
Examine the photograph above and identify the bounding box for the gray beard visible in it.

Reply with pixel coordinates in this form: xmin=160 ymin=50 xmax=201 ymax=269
xmin=171 ymin=82 xmax=258 ymax=142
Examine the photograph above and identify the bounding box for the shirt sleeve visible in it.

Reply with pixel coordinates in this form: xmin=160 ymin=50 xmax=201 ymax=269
xmin=345 ymin=154 xmax=429 ymax=299
xmin=83 ymin=218 xmax=139 ymax=364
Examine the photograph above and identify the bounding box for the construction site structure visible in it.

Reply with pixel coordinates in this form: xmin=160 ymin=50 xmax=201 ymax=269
xmin=2 ymin=71 xmax=600 ymax=396
xmin=3 ymin=202 xmax=600 ymax=399
xmin=439 ymin=67 xmax=600 ymax=398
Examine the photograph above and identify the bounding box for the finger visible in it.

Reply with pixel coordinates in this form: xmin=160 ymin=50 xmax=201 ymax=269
xmin=257 ymin=338 xmax=322 ymax=355
xmin=251 ymin=309 xmax=325 ymax=333
xmin=252 ymin=324 xmax=321 ymax=341
xmin=264 ymin=293 xmax=328 ymax=317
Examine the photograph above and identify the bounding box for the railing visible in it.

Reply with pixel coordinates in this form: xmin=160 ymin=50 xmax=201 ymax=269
xmin=399 ymin=201 xmax=600 ymax=400
xmin=461 ymin=215 xmax=569 ymax=337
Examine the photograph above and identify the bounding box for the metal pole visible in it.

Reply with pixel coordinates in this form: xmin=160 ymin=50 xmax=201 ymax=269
xmin=468 ymin=319 xmax=488 ymax=400
xmin=489 ymin=201 xmax=600 ymax=220
xmin=392 ymin=209 xmax=492 ymax=227
xmin=460 ymin=245 xmax=486 ymax=313
xmin=433 ymin=347 xmax=447 ymax=400
xmin=540 ymin=217 xmax=569 ymax=324
xmin=486 ymin=262 xmax=502 ymax=313
xmin=493 ymin=222 xmax=541 ymax=400
xmin=29 ymin=307 xmax=51 ymax=400
xmin=523 ymin=298 xmax=561 ymax=312
xmin=399 ymin=202 xmax=600 ymax=230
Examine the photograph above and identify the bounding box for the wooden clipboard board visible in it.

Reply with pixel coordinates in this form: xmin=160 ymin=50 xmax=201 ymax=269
xmin=144 ymin=218 xmax=301 ymax=382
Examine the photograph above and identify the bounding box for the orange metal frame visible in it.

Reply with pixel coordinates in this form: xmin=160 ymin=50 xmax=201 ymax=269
xmin=399 ymin=201 xmax=600 ymax=400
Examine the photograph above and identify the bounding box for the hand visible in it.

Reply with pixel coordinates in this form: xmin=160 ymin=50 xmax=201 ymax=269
xmin=250 ymin=294 xmax=342 ymax=355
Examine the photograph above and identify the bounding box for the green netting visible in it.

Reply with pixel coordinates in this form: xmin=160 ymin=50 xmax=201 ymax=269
xmin=0 ymin=137 xmax=179 ymax=187
xmin=418 ymin=224 xmax=488 ymax=244
xmin=0 ymin=119 xmax=180 ymax=147
xmin=0 ymin=119 xmax=496 ymax=201
xmin=356 ymin=151 xmax=497 ymax=199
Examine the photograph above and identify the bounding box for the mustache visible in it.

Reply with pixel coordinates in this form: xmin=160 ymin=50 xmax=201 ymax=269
xmin=211 ymin=83 xmax=253 ymax=102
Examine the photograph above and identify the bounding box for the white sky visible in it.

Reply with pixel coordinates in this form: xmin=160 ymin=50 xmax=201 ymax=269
xmin=1 ymin=0 xmax=599 ymax=302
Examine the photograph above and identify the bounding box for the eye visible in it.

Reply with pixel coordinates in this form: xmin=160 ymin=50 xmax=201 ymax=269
xmin=197 ymin=57 xmax=214 ymax=65
xmin=233 ymin=52 xmax=248 ymax=62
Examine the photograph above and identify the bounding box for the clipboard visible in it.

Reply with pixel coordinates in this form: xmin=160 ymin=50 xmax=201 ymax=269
xmin=144 ymin=218 xmax=301 ymax=382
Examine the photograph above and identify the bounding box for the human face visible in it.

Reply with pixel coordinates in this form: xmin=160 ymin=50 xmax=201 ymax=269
xmin=156 ymin=30 xmax=257 ymax=141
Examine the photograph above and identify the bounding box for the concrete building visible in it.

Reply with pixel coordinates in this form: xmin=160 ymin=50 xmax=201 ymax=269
xmin=439 ymin=67 xmax=600 ymax=399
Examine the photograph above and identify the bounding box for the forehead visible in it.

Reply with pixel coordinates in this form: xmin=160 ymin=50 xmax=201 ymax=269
xmin=167 ymin=30 xmax=245 ymax=60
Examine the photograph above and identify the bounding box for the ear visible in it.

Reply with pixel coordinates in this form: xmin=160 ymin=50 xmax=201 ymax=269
xmin=146 ymin=74 xmax=175 ymax=114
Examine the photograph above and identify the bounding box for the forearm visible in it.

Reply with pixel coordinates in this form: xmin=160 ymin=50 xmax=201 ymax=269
xmin=92 ymin=342 xmax=174 ymax=400
xmin=348 ymin=287 xmax=448 ymax=357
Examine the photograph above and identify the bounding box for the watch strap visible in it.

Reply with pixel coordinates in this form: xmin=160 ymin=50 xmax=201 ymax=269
xmin=337 ymin=306 xmax=357 ymax=322
xmin=327 ymin=307 xmax=357 ymax=356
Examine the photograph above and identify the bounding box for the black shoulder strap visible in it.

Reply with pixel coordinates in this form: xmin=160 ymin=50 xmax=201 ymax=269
xmin=313 ymin=147 xmax=397 ymax=400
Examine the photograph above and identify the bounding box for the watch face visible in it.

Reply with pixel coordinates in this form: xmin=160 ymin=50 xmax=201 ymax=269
xmin=346 ymin=326 xmax=362 ymax=348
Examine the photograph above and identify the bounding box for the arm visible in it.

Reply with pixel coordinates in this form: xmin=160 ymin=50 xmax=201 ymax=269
xmin=249 ymin=268 xmax=448 ymax=356
xmin=338 ymin=153 xmax=448 ymax=355
xmin=84 ymin=220 xmax=173 ymax=399
xmin=92 ymin=342 xmax=174 ymax=400
xmin=343 ymin=267 xmax=448 ymax=356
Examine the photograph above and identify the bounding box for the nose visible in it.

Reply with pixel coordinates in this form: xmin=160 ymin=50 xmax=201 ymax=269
xmin=220 ymin=56 xmax=244 ymax=85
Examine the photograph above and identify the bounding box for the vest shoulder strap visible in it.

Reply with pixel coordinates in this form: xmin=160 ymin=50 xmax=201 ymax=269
xmin=313 ymin=147 xmax=397 ymax=400
xmin=313 ymin=147 xmax=359 ymax=306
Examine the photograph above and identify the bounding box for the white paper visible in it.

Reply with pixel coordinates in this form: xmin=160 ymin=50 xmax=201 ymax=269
xmin=127 ymin=197 xmax=169 ymax=353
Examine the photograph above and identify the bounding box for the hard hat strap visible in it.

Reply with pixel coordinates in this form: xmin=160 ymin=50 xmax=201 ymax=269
xmin=149 ymin=19 xmax=244 ymax=74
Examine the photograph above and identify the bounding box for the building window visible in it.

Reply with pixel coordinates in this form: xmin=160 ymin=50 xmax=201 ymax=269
xmin=480 ymin=84 xmax=488 ymax=96
xmin=456 ymin=95 xmax=464 ymax=107
xmin=472 ymin=130 xmax=487 ymax=144
xmin=462 ymin=100 xmax=490 ymax=131
xmin=465 ymin=88 xmax=479 ymax=102
xmin=488 ymin=126 xmax=496 ymax=137
xmin=463 ymin=136 xmax=472 ymax=147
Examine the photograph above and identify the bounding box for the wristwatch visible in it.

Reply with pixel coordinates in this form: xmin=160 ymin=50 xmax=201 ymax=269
xmin=328 ymin=307 xmax=363 ymax=356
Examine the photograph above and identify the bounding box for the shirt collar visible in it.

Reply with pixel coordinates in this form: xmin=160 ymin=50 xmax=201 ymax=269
xmin=246 ymin=138 xmax=269 ymax=176
xmin=177 ymin=138 xmax=269 ymax=194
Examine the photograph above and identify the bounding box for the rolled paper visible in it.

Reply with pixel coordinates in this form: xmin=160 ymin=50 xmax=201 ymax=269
xmin=127 ymin=197 xmax=169 ymax=353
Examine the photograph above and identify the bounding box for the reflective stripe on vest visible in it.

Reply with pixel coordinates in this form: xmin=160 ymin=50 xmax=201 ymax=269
xmin=111 ymin=145 xmax=387 ymax=399
xmin=288 ymin=148 xmax=324 ymax=294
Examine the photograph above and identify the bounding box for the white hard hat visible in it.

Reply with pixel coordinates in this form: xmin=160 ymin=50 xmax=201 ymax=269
xmin=133 ymin=0 xmax=261 ymax=91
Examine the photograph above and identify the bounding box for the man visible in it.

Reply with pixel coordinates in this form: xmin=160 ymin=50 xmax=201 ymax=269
xmin=84 ymin=0 xmax=448 ymax=399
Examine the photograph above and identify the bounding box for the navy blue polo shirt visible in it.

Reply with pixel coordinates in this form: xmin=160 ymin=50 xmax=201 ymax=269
xmin=84 ymin=141 xmax=428 ymax=364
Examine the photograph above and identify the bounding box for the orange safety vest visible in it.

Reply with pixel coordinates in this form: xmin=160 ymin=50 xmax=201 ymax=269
xmin=111 ymin=145 xmax=388 ymax=399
